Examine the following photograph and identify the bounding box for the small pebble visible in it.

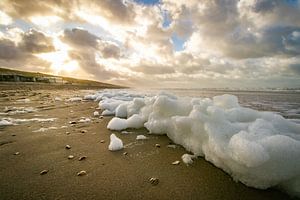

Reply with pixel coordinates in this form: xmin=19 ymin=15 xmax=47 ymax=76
xmin=68 ymin=155 xmax=74 ymax=159
xmin=78 ymin=156 xmax=87 ymax=161
xmin=155 ymin=144 xmax=161 ymax=148
xmin=80 ymin=130 xmax=87 ymax=133
xmin=40 ymin=170 xmax=49 ymax=175
xmin=11 ymin=134 xmax=16 ymax=137
xmin=149 ymin=177 xmax=159 ymax=186
xmin=99 ymin=116 xmax=103 ymax=119
xmin=66 ymin=131 xmax=70 ymax=135
xmin=167 ymin=144 xmax=176 ymax=149
xmin=100 ymin=140 xmax=105 ymax=143
xmin=14 ymin=152 xmax=20 ymax=155
xmin=77 ymin=170 xmax=87 ymax=176
xmin=123 ymin=152 xmax=128 ymax=155
xmin=65 ymin=145 xmax=71 ymax=149
xmin=172 ymin=161 xmax=180 ymax=165
xmin=69 ymin=121 xmax=77 ymax=124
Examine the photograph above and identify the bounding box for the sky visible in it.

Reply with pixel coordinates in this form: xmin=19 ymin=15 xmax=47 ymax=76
xmin=0 ymin=0 xmax=300 ymax=88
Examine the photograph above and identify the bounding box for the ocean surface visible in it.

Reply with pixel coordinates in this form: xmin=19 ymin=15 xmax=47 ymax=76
xmin=132 ymin=88 xmax=300 ymax=122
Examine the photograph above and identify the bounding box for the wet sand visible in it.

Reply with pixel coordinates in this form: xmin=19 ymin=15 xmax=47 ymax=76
xmin=0 ymin=87 xmax=296 ymax=200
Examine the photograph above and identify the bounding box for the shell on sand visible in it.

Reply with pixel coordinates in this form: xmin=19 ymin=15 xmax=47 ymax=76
xmin=40 ymin=170 xmax=49 ymax=175
xmin=78 ymin=156 xmax=87 ymax=161
xmin=77 ymin=170 xmax=87 ymax=176
xmin=149 ymin=177 xmax=159 ymax=186
xmin=172 ymin=161 xmax=180 ymax=165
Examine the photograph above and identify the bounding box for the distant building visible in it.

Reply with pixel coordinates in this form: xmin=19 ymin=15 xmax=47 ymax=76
xmin=0 ymin=74 xmax=63 ymax=84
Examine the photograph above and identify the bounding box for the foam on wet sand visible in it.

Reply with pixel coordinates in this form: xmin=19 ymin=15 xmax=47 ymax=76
xmin=86 ymin=89 xmax=300 ymax=197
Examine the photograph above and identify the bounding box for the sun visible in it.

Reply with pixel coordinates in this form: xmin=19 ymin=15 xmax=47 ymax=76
xmin=36 ymin=36 xmax=79 ymax=74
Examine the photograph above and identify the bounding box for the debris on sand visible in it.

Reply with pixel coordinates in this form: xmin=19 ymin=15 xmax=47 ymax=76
xmin=78 ymin=118 xmax=91 ymax=123
xmin=172 ymin=161 xmax=180 ymax=165
xmin=167 ymin=144 xmax=177 ymax=149
xmin=149 ymin=177 xmax=159 ymax=186
xmin=40 ymin=170 xmax=49 ymax=175
xmin=78 ymin=156 xmax=87 ymax=161
xmin=77 ymin=170 xmax=87 ymax=176
xmin=136 ymin=135 xmax=148 ymax=140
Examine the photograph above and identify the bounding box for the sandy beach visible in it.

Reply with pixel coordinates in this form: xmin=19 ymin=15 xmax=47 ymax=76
xmin=0 ymin=86 xmax=296 ymax=200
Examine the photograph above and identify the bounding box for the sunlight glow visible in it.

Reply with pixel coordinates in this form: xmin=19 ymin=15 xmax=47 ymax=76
xmin=36 ymin=37 xmax=79 ymax=74
xmin=30 ymin=16 xmax=62 ymax=27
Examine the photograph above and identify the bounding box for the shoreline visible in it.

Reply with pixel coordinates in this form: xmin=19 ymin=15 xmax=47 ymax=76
xmin=0 ymin=87 xmax=296 ymax=200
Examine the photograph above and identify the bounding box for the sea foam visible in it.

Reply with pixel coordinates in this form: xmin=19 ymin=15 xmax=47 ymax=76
xmin=85 ymin=89 xmax=300 ymax=197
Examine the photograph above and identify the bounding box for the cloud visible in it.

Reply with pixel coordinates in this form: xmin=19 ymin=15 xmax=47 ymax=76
xmin=0 ymin=29 xmax=54 ymax=59
xmin=0 ymin=39 xmax=22 ymax=60
xmin=132 ymin=64 xmax=175 ymax=75
xmin=61 ymin=28 xmax=121 ymax=80
xmin=289 ymin=63 xmax=300 ymax=75
xmin=19 ymin=29 xmax=55 ymax=53
xmin=0 ymin=0 xmax=299 ymax=88
xmin=62 ymin=28 xmax=121 ymax=59
xmin=61 ymin=28 xmax=100 ymax=48
xmin=0 ymin=29 xmax=53 ymax=72
xmin=68 ymin=49 xmax=119 ymax=80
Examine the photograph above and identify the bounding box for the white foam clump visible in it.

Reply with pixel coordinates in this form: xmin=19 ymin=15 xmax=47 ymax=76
xmin=88 ymin=90 xmax=300 ymax=197
xmin=16 ymin=98 xmax=30 ymax=103
xmin=0 ymin=117 xmax=56 ymax=125
xmin=108 ymin=134 xmax=123 ymax=151
xmin=78 ymin=117 xmax=91 ymax=123
xmin=0 ymin=119 xmax=13 ymax=126
xmin=0 ymin=107 xmax=36 ymax=115
xmin=33 ymin=127 xmax=57 ymax=132
xmin=86 ymin=89 xmax=145 ymax=116
xmin=55 ymin=97 xmax=62 ymax=101
xmin=93 ymin=111 xmax=100 ymax=117
xmin=136 ymin=135 xmax=148 ymax=140
xmin=182 ymin=154 xmax=196 ymax=165
xmin=66 ymin=97 xmax=82 ymax=102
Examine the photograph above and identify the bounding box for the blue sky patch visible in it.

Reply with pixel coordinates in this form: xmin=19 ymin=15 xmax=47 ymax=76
xmin=171 ymin=34 xmax=186 ymax=51
xmin=134 ymin=0 xmax=160 ymax=5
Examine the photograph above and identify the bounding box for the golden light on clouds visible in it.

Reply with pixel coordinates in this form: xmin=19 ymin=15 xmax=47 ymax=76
xmin=0 ymin=0 xmax=299 ymax=88
xmin=29 ymin=16 xmax=62 ymax=27
xmin=36 ymin=37 xmax=78 ymax=74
